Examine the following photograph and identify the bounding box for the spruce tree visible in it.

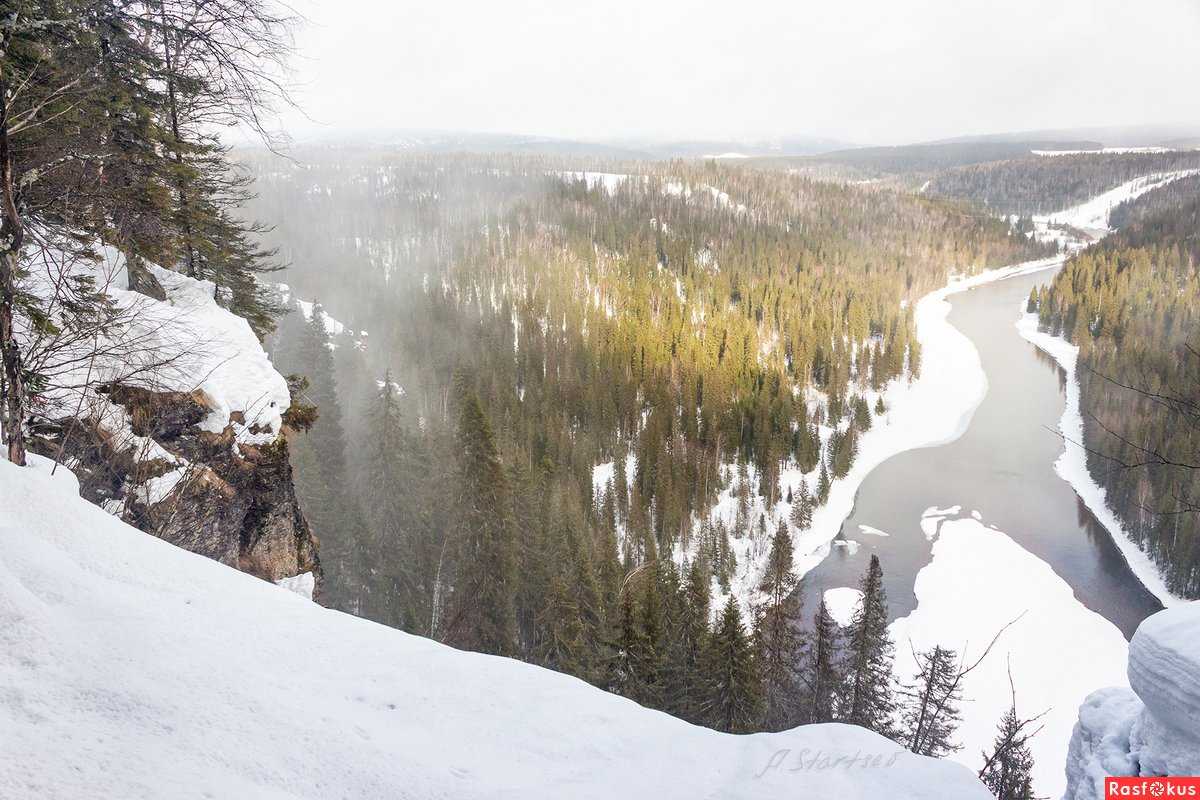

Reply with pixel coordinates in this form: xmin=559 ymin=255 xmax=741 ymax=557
xmin=443 ymin=387 xmax=518 ymax=657
xmin=842 ymin=555 xmax=897 ymax=736
xmin=899 ymin=645 xmax=963 ymax=757
xmin=980 ymin=704 xmax=1037 ymax=800
xmin=669 ymin=557 xmax=711 ymax=722
xmin=702 ymin=596 xmax=762 ymax=733
xmin=596 ymin=483 xmax=623 ymax=624
xmin=816 ymin=461 xmax=832 ymax=505
xmin=754 ymin=521 xmax=806 ymax=730
xmin=634 ymin=563 xmax=666 ymax=708
xmin=805 ymin=598 xmax=842 ymax=723
xmin=789 ymin=478 xmax=813 ymax=530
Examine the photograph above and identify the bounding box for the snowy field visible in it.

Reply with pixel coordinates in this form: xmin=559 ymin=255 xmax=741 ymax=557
xmin=888 ymin=515 xmax=1130 ymax=798
xmin=0 ymin=455 xmax=991 ymax=800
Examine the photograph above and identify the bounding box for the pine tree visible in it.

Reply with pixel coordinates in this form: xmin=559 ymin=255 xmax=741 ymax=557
xmin=443 ymin=386 xmax=518 ymax=657
xmin=899 ymin=645 xmax=963 ymax=757
xmin=980 ymin=704 xmax=1037 ymax=800
xmin=842 ymin=555 xmax=897 ymax=736
xmin=805 ymin=598 xmax=842 ymax=723
xmin=702 ymin=596 xmax=762 ymax=733
xmin=754 ymin=521 xmax=806 ymax=730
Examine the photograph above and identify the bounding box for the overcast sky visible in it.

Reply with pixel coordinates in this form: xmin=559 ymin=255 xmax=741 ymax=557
xmin=278 ymin=0 xmax=1200 ymax=146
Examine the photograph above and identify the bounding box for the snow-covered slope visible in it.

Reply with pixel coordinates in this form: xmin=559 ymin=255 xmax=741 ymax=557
xmin=0 ymin=456 xmax=992 ymax=800
xmin=1064 ymin=602 xmax=1200 ymax=800
xmin=33 ymin=248 xmax=289 ymax=447
xmin=1031 ymin=170 xmax=1200 ymax=238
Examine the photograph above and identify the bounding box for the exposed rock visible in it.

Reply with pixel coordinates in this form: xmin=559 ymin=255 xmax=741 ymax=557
xmin=30 ymin=383 xmax=321 ymax=597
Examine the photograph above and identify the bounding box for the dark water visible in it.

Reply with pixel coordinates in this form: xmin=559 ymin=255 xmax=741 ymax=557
xmin=799 ymin=266 xmax=1163 ymax=640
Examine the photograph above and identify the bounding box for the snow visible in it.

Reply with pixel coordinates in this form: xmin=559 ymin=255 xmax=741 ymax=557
xmin=275 ymin=571 xmax=317 ymax=601
xmin=148 ymin=266 xmax=291 ymax=443
xmin=0 ymin=457 xmax=993 ymax=800
xmin=833 ymin=539 xmax=861 ymax=554
xmin=134 ymin=466 xmax=189 ymax=508
xmin=1126 ymin=602 xmax=1200 ymax=747
xmin=1030 ymin=147 xmax=1177 ymax=156
xmin=702 ymin=152 xmax=750 ymax=159
xmin=26 ymin=247 xmax=290 ymax=449
xmin=1015 ymin=312 xmax=1185 ymax=608
xmin=1063 ymin=687 xmax=1144 ymax=798
xmin=888 ymin=515 xmax=1131 ymax=799
xmin=556 ymin=171 xmax=640 ymax=195
xmin=857 ymin=525 xmax=890 ymax=537
xmin=294 ymin=297 xmax=347 ymax=336
xmin=823 ymin=587 xmax=864 ymax=627
xmin=1032 ymin=170 xmax=1200 ymax=234
xmin=1063 ymin=602 xmax=1200 ymax=799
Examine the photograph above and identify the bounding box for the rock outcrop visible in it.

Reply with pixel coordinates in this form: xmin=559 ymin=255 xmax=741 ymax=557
xmin=25 ymin=250 xmax=320 ymax=596
xmin=31 ymin=385 xmax=320 ymax=588
xmin=1063 ymin=602 xmax=1200 ymax=799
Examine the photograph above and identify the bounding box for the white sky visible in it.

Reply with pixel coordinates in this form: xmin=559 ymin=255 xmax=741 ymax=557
xmin=279 ymin=0 xmax=1200 ymax=145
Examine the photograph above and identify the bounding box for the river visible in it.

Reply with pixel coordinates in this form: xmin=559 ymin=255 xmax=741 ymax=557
xmin=798 ymin=264 xmax=1163 ymax=640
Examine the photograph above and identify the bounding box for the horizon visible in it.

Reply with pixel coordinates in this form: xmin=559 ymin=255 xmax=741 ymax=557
xmin=275 ymin=0 xmax=1200 ymax=146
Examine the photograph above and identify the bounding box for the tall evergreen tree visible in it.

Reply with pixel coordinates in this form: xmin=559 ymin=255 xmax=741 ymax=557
xmin=667 ymin=556 xmax=711 ymax=722
xmin=754 ymin=521 xmax=806 ymax=730
xmin=804 ymin=598 xmax=842 ymax=723
xmin=899 ymin=645 xmax=963 ymax=757
xmin=789 ymin=478 xmax=813 ymax=530
xmin=842 ymin=555 xmax=897 ymax=736
xmin=980 ymin=704 xmax=1038 ymax=800
xmin=702 ymin=596 xmax=762 ymax=733
xmin=442 ymin=387 xmax=518 ymax=656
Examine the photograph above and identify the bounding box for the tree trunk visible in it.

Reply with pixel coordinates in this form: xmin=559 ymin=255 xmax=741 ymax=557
xmin=158 ymin=4 xmax=197 ymax=278
xmin=0 ymin=66 xmax=28 ymax=466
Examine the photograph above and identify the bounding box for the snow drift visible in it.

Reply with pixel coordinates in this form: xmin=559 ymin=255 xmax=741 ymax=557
xmin=0 ymin=456 xmax=991 ymax=799
xmin=1063 ymin=602 xmax=1200 ymax=799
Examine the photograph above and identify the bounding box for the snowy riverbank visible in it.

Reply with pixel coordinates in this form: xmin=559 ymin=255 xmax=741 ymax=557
xmin=1014 ymin=312 xmax=1185 ymax=608
xmin=784 ymin=256 xmax=1066 ymax=580
xmin=888 ymin=514 xmax=1130 ymax=799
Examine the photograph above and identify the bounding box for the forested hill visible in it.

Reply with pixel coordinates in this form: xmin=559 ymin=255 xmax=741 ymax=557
xmin=927 ymin=151 xmax=1200 ymax=217
xmin=244 ymin=151 xmax=1051 ymax=729
xmin=1031 ymin=181 xmax=1200 ymax=598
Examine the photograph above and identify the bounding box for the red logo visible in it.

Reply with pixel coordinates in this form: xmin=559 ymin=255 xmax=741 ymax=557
xmin=1106 ymin=778 xmax=1200 ymax=798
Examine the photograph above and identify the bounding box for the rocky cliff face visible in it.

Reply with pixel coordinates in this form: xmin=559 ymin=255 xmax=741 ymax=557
xmin=31 ymin=385 xmax=320 ymax=588
xmin=1063 ymin=602 xmax=1200 ymax=799
xmin=25 ymin=252 xmax=321 ymax=596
